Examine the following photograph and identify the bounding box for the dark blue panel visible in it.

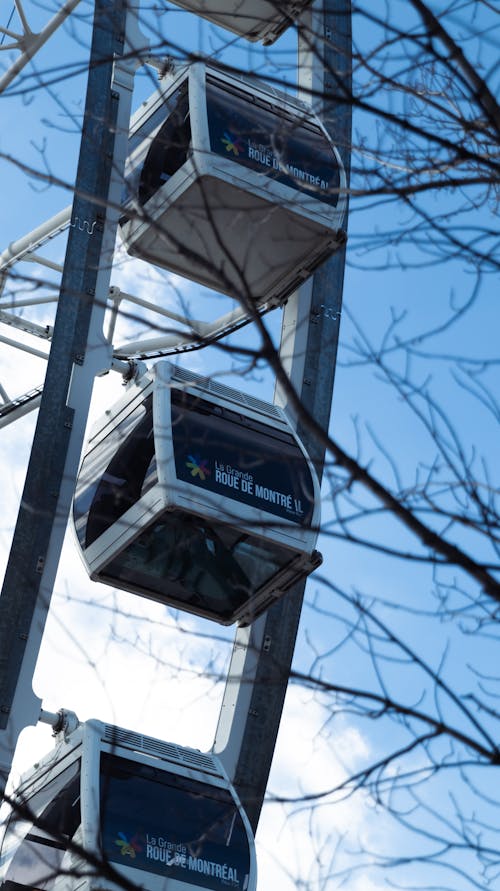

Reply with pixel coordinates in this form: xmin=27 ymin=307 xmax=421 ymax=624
xmin=171 ymin=390 xmax=315 ymax=526
xmin=206 ymin=79 xmax=341 ymax=207
xmin=100 ymin=754 xmax=250 ymax=890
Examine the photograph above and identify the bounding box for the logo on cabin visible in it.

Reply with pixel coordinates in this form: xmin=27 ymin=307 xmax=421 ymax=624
xmin=114 ymin=831 xmax=143 ymax=858
xmin=221 ymin=131 xmax=244 ymax=156
xmin=185 ymin=455 xmax=211 ymax=482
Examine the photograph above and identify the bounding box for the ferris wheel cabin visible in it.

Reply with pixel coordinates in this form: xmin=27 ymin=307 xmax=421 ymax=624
xmin=72 ymin=362 xmax=322 ymax=626
xmin=167 ymin=0 xmax=312 ymax=45
xmin=0 ymin=717 xmax=256 ymax=891
xmin=119 ymin=62 xmax=347 ymax=310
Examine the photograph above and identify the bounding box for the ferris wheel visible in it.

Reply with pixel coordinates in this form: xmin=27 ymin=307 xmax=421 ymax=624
xmin=0 ymin=1 xmax=351 ymax=887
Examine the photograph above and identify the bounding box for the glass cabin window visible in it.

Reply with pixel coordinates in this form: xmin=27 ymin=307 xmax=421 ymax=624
xmin=2 ymin=762 xmax=81 ymax=891
xmin=171 ymin=389 xmax=315 ymax=527
xmin=73 ymin=395 xmax=157 ymax=549
xmin=206 ymin=79 xmax=340 ymax=207
xmin=100 ymin=754 xmax=250 ymax=890
xmin=139 ymin=85 xmax=191 ymax=206
xmin=121 ymin=82 xmax=191 ymax=218
xmin=99 ymin=509 xmax=294 ymax=622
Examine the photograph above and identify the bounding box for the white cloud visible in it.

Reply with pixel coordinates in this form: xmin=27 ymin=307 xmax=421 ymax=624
xmin=251 ymin=685 xmax=378 ymax=889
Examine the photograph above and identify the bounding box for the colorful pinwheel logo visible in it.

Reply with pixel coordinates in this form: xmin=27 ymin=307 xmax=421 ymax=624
xmin=221 ymin=131 xmax=244 ymax=156
xmin=186 ymin=455 xmax=210 ymax=481
xmin=114 ymin=832 xmax=143 ymax=859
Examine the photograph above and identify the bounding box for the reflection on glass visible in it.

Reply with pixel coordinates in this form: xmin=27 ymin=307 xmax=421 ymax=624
xmin=101 ymin=509 xmax=292 ymax=622
xmin=74 ymin=396 xmax=156 ymax=549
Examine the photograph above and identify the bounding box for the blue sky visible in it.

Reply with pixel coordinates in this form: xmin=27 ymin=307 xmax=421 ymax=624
xmin=1 ymin=2 xmax=499 ymax=889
